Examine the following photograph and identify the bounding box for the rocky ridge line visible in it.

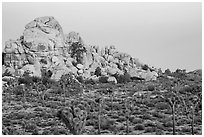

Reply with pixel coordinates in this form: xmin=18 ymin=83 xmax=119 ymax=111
xmin=3 ymin=16 xmax=158 ymax=82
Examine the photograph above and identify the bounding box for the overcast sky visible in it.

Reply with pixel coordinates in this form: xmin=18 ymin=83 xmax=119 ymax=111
xmin=2 ymin=2 xmax=202 ymax=72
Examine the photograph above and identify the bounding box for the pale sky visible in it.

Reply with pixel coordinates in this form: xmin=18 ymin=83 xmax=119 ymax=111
xmin=2 ymin=2 xmax=202 ymax=72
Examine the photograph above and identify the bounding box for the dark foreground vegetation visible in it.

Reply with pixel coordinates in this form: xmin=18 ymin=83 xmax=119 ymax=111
xmin=2 ymin=69 xmax=202 ymax=135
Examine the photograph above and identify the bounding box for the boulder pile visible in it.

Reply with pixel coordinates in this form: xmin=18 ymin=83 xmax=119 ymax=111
xmin=3 ymin=16 xmax=158 ymax=82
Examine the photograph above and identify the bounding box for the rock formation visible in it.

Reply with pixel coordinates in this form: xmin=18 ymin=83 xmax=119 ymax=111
xmin=3 ymin=16 xmax=158 ymax=82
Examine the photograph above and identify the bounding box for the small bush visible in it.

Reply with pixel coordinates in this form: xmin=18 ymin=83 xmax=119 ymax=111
xmin=134 ymin=124 xmax=145 ymax=130
xmin=177 ymin=118 xmax=188 ymax=126
xmin=76 ymin=76 xmax=84 ymax=83
xmin=84 ymin=79 xmax=96 ymax=85
xmin=114 ymin=72 xmax=131 ymax=83
xmin=155 ymin=102 xmax=170 ymax=110
xmin=141 ymin=113 xmax=152 ymax=120
xmin=94 ymin=67 xmax=102 ymax=77
xmin=164 ymin=69 xmax=171 ymax=75
xmin=181 ymin=126 xmax=191 ymax=133
xmin=13 ymin=85 xmax=25 ymax=95
xmin=132 ymin=110 xmax=141 ymax=115
xmin=32 ymin=76 xmax=41 ymax=83
xmin=2 ymin=69 xmax=12 ymax=77
xmin=151 ymin=111 xmax=165 ymax=118
xmin=147 ymin=85 xmax=155 ymax=91
xmin=117 ymin=116 xmax=126 ymax=122
xmin=145 ymin=102 xmax=155 ymax=107
xmin=163 ymin=121 xmax=173 ymax=127
xmin=144 ymin=120 xmax=156 ymax=127
xmin=101 ymin=119 xmax=115 ymax=130
xmin=99 ymin=76 xmax=108 ymax=83
xmin=42 ymin=77 xmax=57 ymax=87
xmin=155 ymin=129 xmax=163 ymax=135
xmin=144 ymin=127 xmax=156 ymax=133
xmin=123 ymin=72 xmax=131 ymax=82
xmin=59 ymin=73 xmax=80 ymax=87
xmin=18 ymin=75 xmax=33 ymax=86
xmin=131 ymin=118 xmax=143 ymax=124
xmin=156 ymin=122 xmax=166 ymax=130
xmin=142 ymin=64 xmax=149 ymax=71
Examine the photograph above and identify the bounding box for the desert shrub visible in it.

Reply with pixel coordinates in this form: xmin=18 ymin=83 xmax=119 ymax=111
xmin=134 ymin=124 xmax=145 ymax=130
xmin=151 ymin=111 xmax=165 ymax=118
xmin=131 ymin=118 xmax=143 ymax=124
xmin=59 ymin=73 xmax=80 ymax=87
xmin=172 ymin=69 xmax=187 ymax=79
xmin=155 ymin=130 xmax=163 ymax=135
xmin=147 ymin=84 xmax=155 ymax=91
xmin=177 ymin=118 xmax=188 ymax=126
xmin=39 ymin=58 xmax=47 ymax=64
xmin=25 ymin=123 xmax=37 ymax=133
xmin=142 ymin=64 xmax=149 ymax=71
xmin=86 ymin=120 xmax=96 ymax=126
xmin=194 ymin=116 xmax=202 ymax=125
xmin=2 ymin=52 xmax=5 ymax=65
xmin=163 ymin=121 xmax=173 ymax=127
xmin=84 ymin=79 xmax=96 ymax=85
xmin=181 ymin=126 xmax=191 ymax=133
xmin=191 ymin=84 xmax=202 ymax=93
xmin=18 ymin=70 xmax=56 ymax=89
xmin=145 ymin=102 xmax=155 ymax=107
xmin=100 ymin=119 xmax=115 ymax=130
xmin=164 ymin=69 xmax=171 ymax=75
xmin=156 ymin=122 xmax=166 ymax=130
xmin=123 ymin=72 xmax=131 ymax=82
xmin=164 ymin=109 xmax=172 ymax=115
xmin=76 ymin=76 xmax=84 ymax=83
xmin=112 ymin=103 xmax=122 ymax=110
xmin=31 ymin=76 xmax=41 ymax=83
xmin=114 ymin=72 xmax=131 ymax=83
xmin=144 ymin=120 xmax=156 ymax=127
xmin=141 ymin=113 xmax=152 ymax=120
xmin=18 ymin=75 xmax=34 ymax=87
xmin=58 ymin=73 xmax=83 ymax=96
xmin=144 ymin=127 xmax=156 ymax=133
xmin=42 ymin=77 xmax=57 ymax=87
xmin=99 ymin=76 xmax=108 ymax=83
xmin=94 ymin=67 xmax=102 ymax=77
xmin=117 ymin=116 xmax=126 ymax=122
xmin=2 ymin=69 xmax=12 ymax=77
xmin=155 ymin=102 xmax=170 ymax=110
xmin=41 ymin=69 xmax=53 ymax=83
xmin=13 ymin=85 xmax=25 ymax=95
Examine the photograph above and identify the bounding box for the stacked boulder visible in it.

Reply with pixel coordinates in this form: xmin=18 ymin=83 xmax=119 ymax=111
xmin=3 ymin=16 xmax=158 ymax=82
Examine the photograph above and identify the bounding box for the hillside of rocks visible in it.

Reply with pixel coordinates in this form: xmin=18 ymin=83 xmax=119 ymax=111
xmin=2 ymin=16 xmax=202 ymax=135
xmin=3 ymin=16 xmax=158 ymax=82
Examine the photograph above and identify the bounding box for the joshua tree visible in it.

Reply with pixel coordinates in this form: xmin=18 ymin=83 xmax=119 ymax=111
xmin=125 ymin=98 xmax=129 ymax=135
xmin=107 ymin=88 xmax=114 ymax=114
xmin=180 ymin=94 xmax=201 ymax=135
xmin=95 ymin=67 xmax=102 ymax=77
xmin=95 ymin=96 xmax=103 ymax=134
xmin=57 ymin=102 xmax=88 ymax=135
xmin=159 ymin=90 xmax=182 ymax=135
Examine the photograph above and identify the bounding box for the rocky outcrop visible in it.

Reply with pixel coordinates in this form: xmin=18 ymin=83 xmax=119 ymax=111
xmin=2 ymin=16 xmax=158 ymax=81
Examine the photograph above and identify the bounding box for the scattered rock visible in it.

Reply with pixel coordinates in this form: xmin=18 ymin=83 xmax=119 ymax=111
xmin=76 ymin=64 xmax=84 ymax=70
xmin=21 ymin=64 xmax=41 ymax=77
xmin=2 ymin=76 xmax=15 ymax=82
xmin=107 ymin=76 xmax=117 ymax=84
